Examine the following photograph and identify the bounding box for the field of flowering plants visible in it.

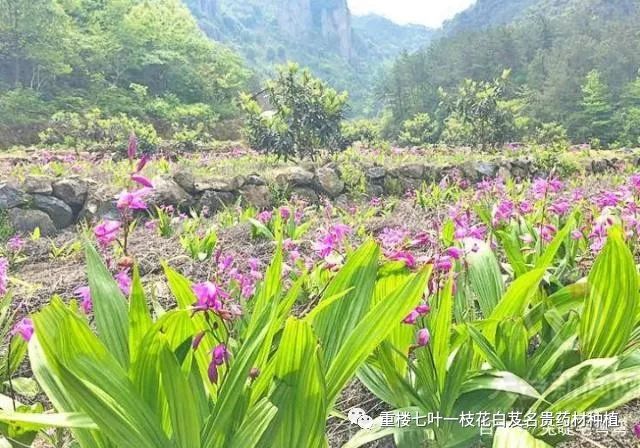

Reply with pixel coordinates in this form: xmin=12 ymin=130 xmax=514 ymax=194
xmin=2 ymin=141 xmax=640 ymax=447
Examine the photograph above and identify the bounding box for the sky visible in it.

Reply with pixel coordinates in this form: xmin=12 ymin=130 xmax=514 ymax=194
xmin=348 ymin=0 xmax=476 ymax=28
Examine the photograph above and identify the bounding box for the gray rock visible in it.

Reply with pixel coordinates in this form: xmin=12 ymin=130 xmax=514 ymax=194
xmin=366 ymin=166 xmax=386 ymax=180
xmin=173 ymin=170 xmax=196 ymax=194
xmin=291 ymin=187 xmax=318 ymax=203
xmin=246 ymin=174 xmax=267 ymax=186
xmin=23 ymin=176 xmax=53 ymax=195
xmin=398 ymin=164 xmax=425 ymax=179
xmin=7 ymin=208 xmax=57 ymax=236
xmin=367 ymin=183 xmax=385 ymax=198
xmin=199 ymin=190 xmax=237 ymax=213
xmin=315 ymin=166 xmax=344 ymax=198
xmin=474 ymin=162 xmax=499 ymax=178
xmin=240 ymin=185 xmax=272 ymax=209
xmin=32 ymin=194 xmax=74 ymax=229
xmin=275 ymin=166 xmax=314 ymax=187
xmin=52 ymin=178 xmax=88 ymax=211
xmin=149 ymin=177 xmax=192 ymax=210
xmin=194 ymin=176 xmax=242 ymax=193
xmin=0 ymin=184 xmax=29 ymax=210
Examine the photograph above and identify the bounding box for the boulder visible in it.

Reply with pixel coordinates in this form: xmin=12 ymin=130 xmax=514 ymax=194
xmin=52 ymin=178 xmax=88 ymax=211
xmin=32 ymin=194 xmax=74 ymax=229
xmin=194 ymin=176 xmax=243 ymax=193
xmin=7 ymin=208 xmax=57 ymax=236
xmin=199 ymin=190 xmax=237 ymax=213
xmin=246 ymin=174 xmax=267 ymax=186
xmin=474 ymin=161 xmax=499 ymax=178
xmin=0 ymin=184 xmax=29 ymax=210
xmin=365 ymin=166 xmax=386 ymax=180
xmin=240 ymin=185 xmax=272 ymax=209
xmin=315 ymin=166 xmax=344 ymax=198
xmin=23 ymin=176 xmax=53 ymax=195
xmin=291 ymin=187 xmax=318 ymax=203
xmin=275 ymin=166 xmax=314 ymax=187
xmin=149 ymin=177 xmax=192 ymax=210
xmin=173 ymin=170 xmax=196 ymax=194
xmin=397 ymin=164 xmax=425 ymax=179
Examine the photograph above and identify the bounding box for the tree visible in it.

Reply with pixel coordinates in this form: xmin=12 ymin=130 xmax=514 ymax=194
xmin=579 ymin=70 xmax=614 ymax=146
xmin=241 ymin=63 xmax=348 ymax=160
xmin=439 ymin=70 xmax=517 ymax=149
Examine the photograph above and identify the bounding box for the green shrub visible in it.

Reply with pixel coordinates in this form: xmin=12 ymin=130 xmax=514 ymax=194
xmin=39 ymin=109 xmax=159 ymax=154
xmin=398 ymin=112 xmax=437 ymax=147
xmin=241 ymin=63 xmax=348 ymax=160
xmin=341 ymin=119 xmax=381 ymax=147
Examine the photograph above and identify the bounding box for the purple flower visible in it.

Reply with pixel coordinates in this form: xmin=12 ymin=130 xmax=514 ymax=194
xmin=136 ymin=154 xmax=150 ymax=173
xmin=94 ymin=220 xmax=122 ymax=247
xmin=116 ymin=189 xmax=150 ymax=211
xmin=74 ymin=286 xmax=92 ymax=314
xmin=131 ymin=174 xmax=153 ymax=188
xmin=492 ymin=200 xmax=515 ymax=226
xmin=208 ymin=343 xmax=230 ymax=383
xmin=416 ymin=328 xmax=430 ymax=347
xmin=218 ymin=255 xmax=234 ymax=273
xmin=7 ymin=235 xmax=24 ymax=252
xmin=0 ymin=258 xmax=8 ymax=296
xmin=280 ymin=207 xmax=291 ymax=220
xmin=549 ymin=199 xmax=571 ymax=216
xmin=446 ymin=247 xmax=464 ymax=260
xmin=127 ymin=133 xmax=138 ymax=160
xmin=389 ymin=251 xmax=416 ymax=268
xmin=378 ymin=227 xmax=408 ymax=249
xmin=257 ymin=210 xmax=272 ymax=224
xmin=532 ymin=178 xmax=563 ymax=200
xmin=630 ymin=174 xmax=640 ymax=191
xmin=435 ymin=256 xmax=453 ymax=272
xmin=115 ymin=271 xmax=132 ymax=296
xmin=634 ymin=422 xmax=640 ymax=439
xmin=193 ymin=281 xmax=229 ymax=312
xmin=403 ymin=310 xmax=419 ymax=325
xmin=12 ymin=318 xmax=34 ymax=342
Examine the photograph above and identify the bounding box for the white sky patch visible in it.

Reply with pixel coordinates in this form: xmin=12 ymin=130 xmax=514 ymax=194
xmin=348 ymin=0 xmax=476 ymax=28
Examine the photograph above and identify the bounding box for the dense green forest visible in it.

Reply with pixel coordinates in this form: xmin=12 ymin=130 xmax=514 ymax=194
xmin=0 ymin=0 xmax=248 ymax=147
xmin=379 ymin=0 xmax=640 ymax=146
xmin=1 ymin=0 xmax=640 ymax=150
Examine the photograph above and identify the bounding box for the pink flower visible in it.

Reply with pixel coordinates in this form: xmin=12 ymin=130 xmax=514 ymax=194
xmin=540 ymin=224 xmax=557 ymax=243
xmin=12 ymin=317 xmax=34 ymax=342
xmin=389 ymin=251 xmax=416 ymax=268
xmin=116 ymin=189 xmax=150 ymax=211
xmin=127 ymin=133 xmax=138 ymax=160
xmin=630 ymin=174 xmax=640 ymax=191
xmin=634 ymin=422 xmax=640 ymax=439
xmin=136 ymin=154 xmax=150 ymax=172
xmin=532 ymin=178 xmax=563 ymax=200
xmin=446 ymin=247 xmax=464 ymax=260
xmin=7 ymin=235 xmax=24 ymax=252
xmin=74 ymin=286 xmax=92 ymax=314
xmin=403 ymin=310 xmax=419 ymax=325
xmin=192 ymin=281 xmax=229 ymax=311
xmin=115 ymin=271 xmax=132 ymax=296
xmin=0 ymin=258 xmax=8 ymax=296
xmin=416 ymin=328 xmax=430 ymax=347
xmin=416 ymin=303 xmax=431 ymax=315
xmin=378 ymin=227 xmax=408 ymax=249
xmin=208 ymin=343 xmax=230 ymax=383
xmin=492 ymin=200 xmax=515 ymax=225
xmin=571 ymin=229 xmax=583 ymax=240
xmin=131 ymin=174 xmax=153 ymax=188
xmin=549 ymin=199 xmax=571 ymax=216
xmin=257 ymin=210 xmax=272 ymax=224
xmin=435 ymin=256 xmax=453 ymax=272
xmin=280 ymin=207 xmax=291 ymax=220
xmin=94 ymin=220 xmax=121 ymax=247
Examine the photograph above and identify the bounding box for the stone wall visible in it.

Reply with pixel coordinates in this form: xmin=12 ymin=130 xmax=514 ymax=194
xmin=2 ymin=151 xmax=638 ymax=235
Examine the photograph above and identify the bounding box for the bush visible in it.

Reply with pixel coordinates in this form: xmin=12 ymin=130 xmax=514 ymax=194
xmin=341 ymin=119 xmax=381 ymax=147
xmin=241 ymin=63 xmax=348 ymax=160
xmin=529 ymin=122 xmax=569 ymax=146
xmin=398 ymin=113 xmax=437 ymax=147
xmin=39 ymin=109 xmax=159 ymax=154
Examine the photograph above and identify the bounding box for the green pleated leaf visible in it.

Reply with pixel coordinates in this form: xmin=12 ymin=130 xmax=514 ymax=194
xmin=85 ymin=242 xmax=129 ymax=368
xmin=579 ymin=226 xmax=639 ymax=359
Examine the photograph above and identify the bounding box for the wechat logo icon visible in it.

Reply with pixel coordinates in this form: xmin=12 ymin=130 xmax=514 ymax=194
xmin=348 ymin=407 xmax=374 ymax=429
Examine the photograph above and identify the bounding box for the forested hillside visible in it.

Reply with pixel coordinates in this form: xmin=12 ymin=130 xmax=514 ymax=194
xmin=0 ymin=0 xmax=247 ymax=146
xmin=379 ymin=0 xmax=640 ymax=147
xmin=184 ymin=0 xmax=434 ymax=115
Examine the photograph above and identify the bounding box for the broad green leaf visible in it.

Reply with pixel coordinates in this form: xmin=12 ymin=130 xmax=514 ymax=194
xmin=464 ymin=239 xmax=504 ymax=316
xmin=579 ymin=227 xmax=639 ymax=359
xmin=85 ymin=242 xmax=129 ymax=368
xmin=129 ymin=265 xmax=152 ymax=364
xmin=493 ymin=427 xmax=551 ymax=448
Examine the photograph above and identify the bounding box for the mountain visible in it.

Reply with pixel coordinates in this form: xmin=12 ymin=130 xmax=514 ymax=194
xmin=183 ymin=0 xmax=434 ymax=114
xmin=379 ymin=0 xmax=640 ymax=143
xmin=442 ymin=0 xmax=639 ymax=36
